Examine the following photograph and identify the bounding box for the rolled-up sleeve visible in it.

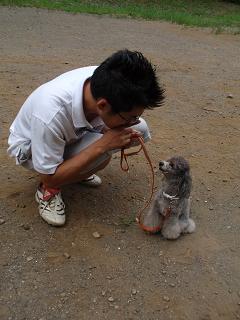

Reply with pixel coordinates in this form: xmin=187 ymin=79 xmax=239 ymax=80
xmin=31 ymin=116 xmax=66 ymax=174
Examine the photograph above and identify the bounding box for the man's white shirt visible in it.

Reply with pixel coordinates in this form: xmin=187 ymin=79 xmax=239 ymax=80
xmin=8 ymin=66 xmax=105 ymax=174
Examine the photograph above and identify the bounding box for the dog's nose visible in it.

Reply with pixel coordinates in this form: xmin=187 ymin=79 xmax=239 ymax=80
xmin=159 ymin=161 xmax=164 ymax=167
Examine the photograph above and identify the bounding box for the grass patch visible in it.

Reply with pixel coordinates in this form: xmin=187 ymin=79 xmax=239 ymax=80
xmin=0 ymin=0 xmax=240 ymax=32
xmin=119 ymin=214 xmax=136 ymax=227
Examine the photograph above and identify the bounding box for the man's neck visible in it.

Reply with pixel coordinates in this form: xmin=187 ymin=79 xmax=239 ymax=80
xmin=82 ymin=80 xmax=99 ymax=122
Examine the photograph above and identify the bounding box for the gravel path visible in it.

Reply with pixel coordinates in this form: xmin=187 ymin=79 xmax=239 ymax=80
xmin=0 ymin=6 xmax=240 ymax=320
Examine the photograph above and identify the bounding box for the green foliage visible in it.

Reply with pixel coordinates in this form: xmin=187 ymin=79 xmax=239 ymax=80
xmin=119 ymin=214 xmax=135 ymax=227
xmin=0 ymin=0 xmax=239 ymax=32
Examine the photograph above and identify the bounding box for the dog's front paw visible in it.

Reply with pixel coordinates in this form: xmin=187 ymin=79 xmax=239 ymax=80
xmin=162 ymin=224 xmax=181 ymax=240
xmin=183 ymin=218 xmax=196 ymax=234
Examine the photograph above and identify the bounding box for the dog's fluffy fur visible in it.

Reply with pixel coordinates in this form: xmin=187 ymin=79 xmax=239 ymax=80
xmin=148 ymin=156 xmax=196 ymax=240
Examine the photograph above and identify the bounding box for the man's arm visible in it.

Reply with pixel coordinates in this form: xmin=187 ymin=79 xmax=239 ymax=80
xmin=39 ymin=127 xmax=140 ymax=188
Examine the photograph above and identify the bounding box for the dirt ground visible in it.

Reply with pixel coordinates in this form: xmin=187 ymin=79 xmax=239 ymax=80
xmin=0 ymin=6 xmax=239 ymax=320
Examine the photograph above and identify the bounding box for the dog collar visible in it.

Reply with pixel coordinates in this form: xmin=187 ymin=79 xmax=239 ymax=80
xmin=162 ymin=191 xmax=179 ymax=201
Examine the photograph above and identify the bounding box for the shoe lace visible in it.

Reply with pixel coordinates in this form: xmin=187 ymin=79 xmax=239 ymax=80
xmin=39 ymin=193 xmax=65 ymax=215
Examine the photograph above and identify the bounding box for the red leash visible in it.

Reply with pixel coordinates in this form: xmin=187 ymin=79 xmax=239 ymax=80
xmin=120 ymin=136 xmax=155 ymax=224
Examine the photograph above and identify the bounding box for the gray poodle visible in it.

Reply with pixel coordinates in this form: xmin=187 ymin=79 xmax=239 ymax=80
xmin=140 ymin=156 xmax=196 ymax=240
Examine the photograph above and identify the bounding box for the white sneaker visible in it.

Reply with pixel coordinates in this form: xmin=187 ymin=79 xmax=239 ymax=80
xmin=35 ymin=187 xmax=66 ymax=226
xmin=80 ymin=174 xmax=102 ymax=187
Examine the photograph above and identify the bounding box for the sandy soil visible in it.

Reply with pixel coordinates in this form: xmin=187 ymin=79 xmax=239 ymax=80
xmin=0 ymin=6 xmax=240 ymax=320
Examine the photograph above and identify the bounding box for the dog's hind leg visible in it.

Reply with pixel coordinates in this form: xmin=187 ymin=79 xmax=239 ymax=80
xmin=140 ymin=197 xmax=163 ymax=233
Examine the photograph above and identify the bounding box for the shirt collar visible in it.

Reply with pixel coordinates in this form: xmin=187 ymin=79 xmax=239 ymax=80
xmin=72 ymin=66 xmax=97 ymax=129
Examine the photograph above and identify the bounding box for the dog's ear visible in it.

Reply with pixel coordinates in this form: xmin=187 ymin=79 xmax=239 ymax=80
xmin=179 ymin=172 xmax=192 ymax=198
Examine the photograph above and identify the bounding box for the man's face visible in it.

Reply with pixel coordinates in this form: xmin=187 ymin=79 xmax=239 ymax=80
xmin=99 ymin=103 xmax=144 ymax=129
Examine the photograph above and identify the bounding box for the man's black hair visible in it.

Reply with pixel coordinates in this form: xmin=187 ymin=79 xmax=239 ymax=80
xmin=90 ymin=49 xmax=165 ymax=113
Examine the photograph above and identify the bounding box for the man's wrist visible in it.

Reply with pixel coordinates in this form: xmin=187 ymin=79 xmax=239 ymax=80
xmin=94 ymin=140 xmax=109 ymax=154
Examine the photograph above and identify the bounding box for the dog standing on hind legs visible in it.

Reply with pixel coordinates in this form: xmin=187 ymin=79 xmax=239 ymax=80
xmin=140 ymin=156 xmax=196 ymax=240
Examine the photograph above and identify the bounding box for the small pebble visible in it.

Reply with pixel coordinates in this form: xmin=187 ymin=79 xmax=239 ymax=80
xmin=226 ymin=94 xmax=233 ymax=99
xmin=108 ymin=296 xmax=114 ymax=302
xmin=209 ymin=207 xmax=214 ymax=211
xmin=131 ymin=289 xmax=137 ymax=295
xmin=23 ymin=224 xmax=30 ymax=230
xmin=163 ymin=296 xmax=170 ymax=302
xmin=0 ymin=219 xmax=5 ymax=225
xmin=63 ymin=253 xmax=71 ymax=259
xmin=92 ymin=231 xmax=101 ymax=238
xmin=26 ymin=256 xmax=33 ymax=262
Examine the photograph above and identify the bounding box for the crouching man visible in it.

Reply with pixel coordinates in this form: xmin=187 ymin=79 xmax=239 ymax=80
xmin=7 ymin=49 xmax=165 ymax=226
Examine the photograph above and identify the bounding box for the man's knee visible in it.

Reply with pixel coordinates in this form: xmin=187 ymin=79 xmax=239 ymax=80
xmin=96 ymin=156 xmax=111 ymax=171
xmin=79 ymin=154 xmax=111 ymax=176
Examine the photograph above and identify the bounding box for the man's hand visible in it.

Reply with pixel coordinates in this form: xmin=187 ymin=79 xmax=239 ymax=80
xmin=98 ymin=128 xmax=141 ymax=151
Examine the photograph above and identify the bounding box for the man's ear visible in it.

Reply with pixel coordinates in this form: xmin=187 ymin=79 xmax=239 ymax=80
xmin=96 ymin=98 xmax=110 ymax=114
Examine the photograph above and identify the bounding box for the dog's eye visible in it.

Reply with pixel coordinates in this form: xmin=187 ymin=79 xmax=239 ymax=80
xmin=169 ymin=162 xmax=174 ymax=168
